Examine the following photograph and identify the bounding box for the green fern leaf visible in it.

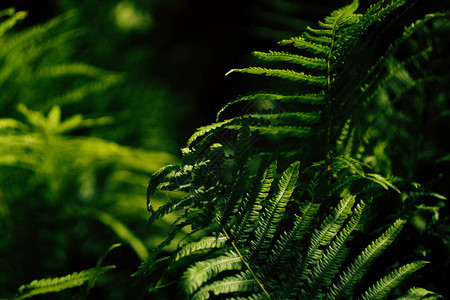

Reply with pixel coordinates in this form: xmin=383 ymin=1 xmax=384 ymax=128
xmin=232 ymin=159 xmax=277 ymax=244
xmin=396 ymin=287 xmax=442 ymax=300
xmin=304 ymin=201 xmax=367 ymax=298
xmin=191 ymin=270 xmax=258 ymax=300
xmin=253 ymin=51 xmax=327 ymax=70
xmin=360 ymin=261 xmax=429 ymax=300
xmin=226 ymin=67 xmax=327 ymax=86
xmin=321 ymin=0 xmax=359 ymax=28
xmin=281 ymin=194 xmax=356 ymax=297
xmin=183 ymin=251 xmax=243 ymax=295
xmin=174 ymin=234 xmax=228 ymax=262
xmin=261 ymin=200 xmax=321 ymax=279
xmin=216 ymin=92 xmax=325 ymax=121
xmin=187 ymin=119 xmax=235 ymax=147
xmin=278 ymin=36 xmax=329 ymax=56
xmin=226 ymin=124 xmax=312 ymax=138
xmin=250 ymin=161 xmax=300 ymax=261
xmin=305 ymin=26 xmax=334 ymax=36
xmin=327 ymin=219 xmax=407 ymax=299
xmin=307 ymin=194 xmax=356 ymax=260
xmin=16 ymin=266 xmax=115 ymax=299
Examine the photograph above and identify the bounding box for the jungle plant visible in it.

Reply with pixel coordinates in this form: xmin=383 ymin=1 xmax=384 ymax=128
xmin=137 ymin=0 xmax=448 ymax=299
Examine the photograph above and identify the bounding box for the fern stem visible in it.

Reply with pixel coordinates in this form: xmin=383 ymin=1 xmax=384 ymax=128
xmin=221 ymin=228 xmax=271 ymax=299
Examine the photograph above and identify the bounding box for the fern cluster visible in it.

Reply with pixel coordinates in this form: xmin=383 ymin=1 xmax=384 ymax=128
xmin=138 ymin=0 xmax=447 ymax=299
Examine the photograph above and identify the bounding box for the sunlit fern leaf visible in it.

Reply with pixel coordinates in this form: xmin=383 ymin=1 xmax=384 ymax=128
xmin=364 ymin=173 xmax=400 ymax=193
xmin=191 ymin=270 xmax=258 ymax=300
xmin=187 ymin=119 xmax=235 ymax=147
xmin=239 ymin=112 xmax=321 ymax=125
xmin=360 ymin=261 xmax=429 ymax=300
xmin=226 ymin=67 xmax=327 ymax=86
xmin=277 ymin=195 xmax=355 ymax=298
xmin=396 ymin=287 xmax=442 ymax=300
xmin=278 ymin=36 xmax=329 ymax=56
xmin=303 ymin=201 xmax=367 ymax=299
xmin=174 ymin=234 xmax=228 ymax=262
xmin=327 ymin=219 xmax=407 ymax=300
xmin=216 ymin=92 xmax=325 ymax=121
xmin=183 ymin=251 xmax=243 ymax=295
xmin=253 ymin=51 xmax=327 ymax=70
xmin=321 ymin=0 xmax=359 ymax=28
xmin=302 ymin=32 xmax=333 ymax=46
xmin=260 ymin=200 xmax=320 ymax=280
xmin=226 ymin=124 xmax=312 ymax=138
xmin=232 ymin=159 xmax=277 ymax=244
xmin=331 ymin=155 xmax=366 ymax=177
xmin=15 ymin=266 xmax=115 ymax=300
xmin=249 ymin=161 xmax=300 ymax=262
xmin=294 ymin=194 xmax=355 ymax=283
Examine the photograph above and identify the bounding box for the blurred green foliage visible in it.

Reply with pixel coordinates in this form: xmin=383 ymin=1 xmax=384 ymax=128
xmin=0 ymin=0 xmax=448 ymax=299
xmin=0 ymin=5 xmax=181 ymax=299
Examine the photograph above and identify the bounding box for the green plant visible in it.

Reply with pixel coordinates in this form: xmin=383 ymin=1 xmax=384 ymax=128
xmin=137 ymin=0 xmax=448 ymax=299
xmin=13 ymin=244 xmax=120 ymax=300
xmin=0 ymin=7 xmax=180 ymax=299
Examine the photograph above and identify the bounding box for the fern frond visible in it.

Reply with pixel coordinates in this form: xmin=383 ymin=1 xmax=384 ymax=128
xmin=232 ymin=159 xmax=277 ymax=244
xmin=328 ymin=219 xmax=407 ymax=299
xmin=302 ymin=32 xmax=333 ymax=46
xmin=253 ymin=51 xmax=327 ymax=70
xmin=308 ymin=194 xmax=356 ymax=258
xmin=238 ymin=112 xmax=321 ymax=126
xmin=261 ymin=200 xmax=321 ymax=279
xmin=321 ymin=0 xmax=359 ymax=28
xmin=364 ymin=173 xmax=400 ymax=193
xmin=174 ymin=234 xmax=228 ymax=262
xmin=250 ymin=161 xmax=300 ymax=261
xmin=226 ymin=67 xmax=327 ymax=86
xmin=360 ymin=261 xmax=429 ymax=300
xmin=278 ymin=36 xmax=329 ymax=56
xmin=187 ymin=119 xmax=235 ymax=147
xmin=303 ymin=201 xmax=367 ymax=298
xmin=396 ymin=287 xmax=442 ymax=300
xmin=191 ymin=270 xmax=258 ymax=300
xmin=284 ymin=194 xmax=356 ymax=296
xmin=217 ymin=92 xmax=325 ymax=121
xmin=227 ymin=124 xmax=312 ymax=138
xmin=183 ymin=251 xmax=243 ymax=295
xmin=305 ymin=26 xmax=334 ymax=37
xmin=15 ymin=266 xmax=115 ymax=299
